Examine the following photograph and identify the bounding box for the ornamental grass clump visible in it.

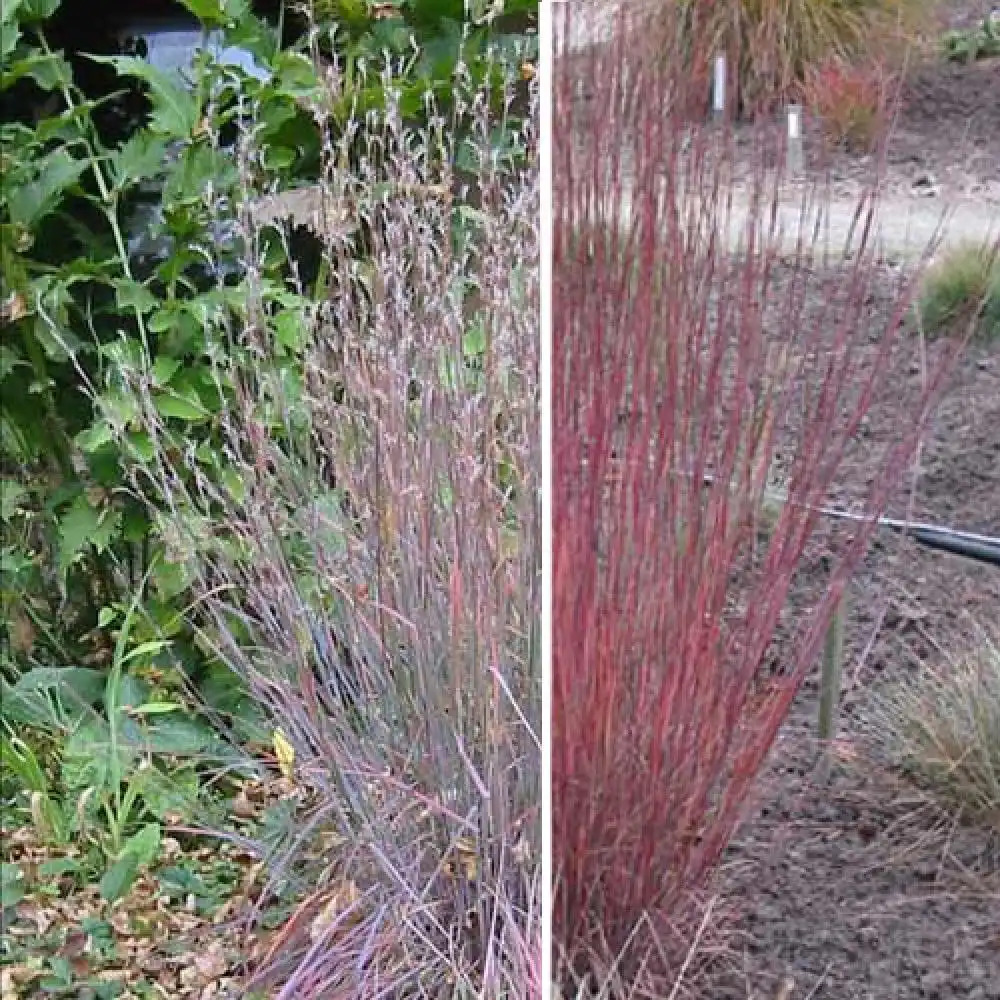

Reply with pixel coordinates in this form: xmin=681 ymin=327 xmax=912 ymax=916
xmin=89 ymin=37 xmax=540 ymax=1000
xmin=862 ymin=630 xmax=1000 ymax=825
xmin=635 ymin=0 xmax=934 ymax=115
xmin=552 ymin=5 xmax=964 ymax=993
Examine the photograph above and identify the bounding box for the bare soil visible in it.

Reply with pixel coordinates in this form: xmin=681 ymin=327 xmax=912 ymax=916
xmin=708 ymin=15 xmax=1000 ymax=994
xmin=710 ymin=315 xmax=1000 ymax=999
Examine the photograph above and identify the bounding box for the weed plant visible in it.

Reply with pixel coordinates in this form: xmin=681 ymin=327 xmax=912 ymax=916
xmin=917 ymin=242 xmax=1000 ymax=341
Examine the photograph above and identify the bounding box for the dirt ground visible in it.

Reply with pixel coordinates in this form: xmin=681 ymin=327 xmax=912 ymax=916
xmin=705 ymin=9 xmax=1000 ymax=995
xmin=709 ymin=313 xmax=1000 ymax=1000
xmin=806 ymin=50 xmax=1000 ymax=206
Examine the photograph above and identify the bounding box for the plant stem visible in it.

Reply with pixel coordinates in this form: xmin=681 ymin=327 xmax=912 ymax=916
xmin=817 ymin=587 xmax=848 ymax=782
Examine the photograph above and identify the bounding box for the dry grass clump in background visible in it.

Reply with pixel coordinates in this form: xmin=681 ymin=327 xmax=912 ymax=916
xmin=861 ymin=630 xmax=1000 ymax=827
xmin=917 ymin=241 xmax=1000 ymax=341
xmin=634 ymin=0 xmax=937 ymax=114
xmin=800 ymin=55 xmax=893 ymax=152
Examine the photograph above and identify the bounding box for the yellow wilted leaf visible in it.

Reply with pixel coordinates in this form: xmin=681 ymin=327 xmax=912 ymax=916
xmin=309 ymin=879 xmax=363 ymax=942
xmin=272 ymin=728 xmax=296 ymax=779
xmin=446 ymin=836 xmax=478 ymax=882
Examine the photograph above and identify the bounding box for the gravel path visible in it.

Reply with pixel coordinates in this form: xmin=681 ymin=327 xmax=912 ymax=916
xmin=615 ymin=187 xmax=1000 ymax=262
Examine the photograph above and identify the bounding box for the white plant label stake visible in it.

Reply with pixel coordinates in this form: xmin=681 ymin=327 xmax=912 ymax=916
xmin=787 ymin=103 xmax=804 ymax=175
xmin=712 ymin=54 xmax=726 ymax=119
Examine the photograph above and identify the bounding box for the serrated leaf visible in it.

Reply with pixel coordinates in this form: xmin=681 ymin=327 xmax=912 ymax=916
xmin=7 ymin=149 xmax=87 ymax=228
xmin=57 ymin=492 xmax=101 ymax=575
xmin=85 ymin=55 xmax=199 ymax=138
xmin=110 ymin=134 xmax=169 ymax=191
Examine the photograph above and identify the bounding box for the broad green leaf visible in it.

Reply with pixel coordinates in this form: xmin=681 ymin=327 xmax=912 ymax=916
xmin=38 ymin=857 xmax=82 ymax=880
xmin=115 ymin=674 xmax=152 ymax=711
xmin=0 ymin=343 xmax=24 ymax=379
xmin=57 ymin=492 xmax=101 ymax=575
xmin=1 ymin=667 xmax=105 ymax=730
xmin=20 ymin=0 xmax=61 ymax=24
xmin=58 ymin=492 xmax=120 ymax=570
xmin=462 ymin=321 xmax=487 ymax=358
xmin=154 ymin=389 xmax=209 ymax=422
xmin=0 ymin=479 xmax=27 ymax=521
xmin=273 ymin=309 xmax=307 ymax=352
xmin=0 ymin=52 xmax=72 ymax=92
xmin=0 ymin=862 xmax=25 ymax=909
xmin=0 ymin=17 xmax=21 ymax=64
xmin=177 ymin=0 xmax=248 ymax=26
xmin=85 ymin=55 xmax=199 ymax=138
xmin=126 ymin=431 xmax=155 ymax=463
xmin=151 ymin=356 xmax=182 ymax=386
xmin=140 ymin=765 xmax=201 ymax=821
xmin=100 ymin=854 xmax=139 ymax=903
xmin=114 ymin=277 xmax=159 ymax=315
xmin=7 ymin=149 xmax=87 ymax=228
xmin=227 ymin=12 xmax=278 ymax=64
xmin=75 ymin=420 xmax=114 ymax=453
xmin=62 ymin=719 xmax=135 ymax=793
xmin=122 ymin=822 xmax=162 ymax=867
xmin=140 ymin=715 xmax=215 ymax=755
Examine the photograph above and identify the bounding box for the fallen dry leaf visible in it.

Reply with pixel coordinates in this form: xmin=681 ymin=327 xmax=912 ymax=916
xmin=309 ymin=879 xmax=364 ymax=942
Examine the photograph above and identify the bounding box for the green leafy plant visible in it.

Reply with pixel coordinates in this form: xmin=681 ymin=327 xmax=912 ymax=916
xmin=942 ymin=13 xmax=1000 ymax=63
xmin=916 ymin=241 xmax=1000 ymax=340
xmin=1 ymin=586 xmax=226 ymax=900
